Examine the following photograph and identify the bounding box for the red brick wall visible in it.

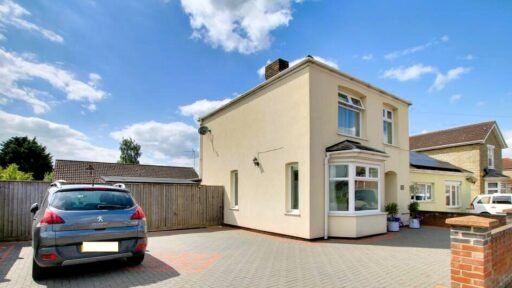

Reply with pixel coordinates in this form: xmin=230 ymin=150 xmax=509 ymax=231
xmin=448 ymin=216 xmax=512 ymax=288
xmin=489 ymin=227 xmax=512 ymax=287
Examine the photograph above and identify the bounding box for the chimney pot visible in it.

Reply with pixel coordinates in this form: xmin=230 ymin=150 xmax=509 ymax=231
xmin=265 ymin=58 xmax=289 ymax=80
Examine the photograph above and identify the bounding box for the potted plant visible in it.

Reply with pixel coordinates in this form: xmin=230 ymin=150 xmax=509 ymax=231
xmin=385 ymin=202 xmax=400 ymax=232
xmin=408 ymin=201 xmax=421 ymax=229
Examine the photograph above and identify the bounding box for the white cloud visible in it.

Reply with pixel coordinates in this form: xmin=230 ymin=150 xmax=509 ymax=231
xmin=0 ymin=110 xmax=118 ymax=162
xmin=0 ymin=48 xmax=108 ymax=113
xmin=382 ymin=64 xmax=436 ymax=81
xmin=110 ymin=121 xmax=198 ymax=167
xmin=503 ymin=130 xmax=512 ymax=158
xmin=464 ymin=54 xmax=475 ymax=60
xmin=179 ymin=98 xmax=232 ymax=120
xmin=0 ymin=33 xmax=5 ymax=41
xmin=430 ymin=67 xmax=471 ymax=91
xmin=450 ymin=94 xmax=462 ymax=103
xmin=0 ymin=0 xmax=64 ymax=43
xmin=384 ymin=36 xmax=448 ymax=60
xmin=361 ymin=54 xmax=373 ymax=61
xmin=179 ymin=0 xmax=301 ymax=54
xmin=257 ymin=55 xmax=338 ymax=78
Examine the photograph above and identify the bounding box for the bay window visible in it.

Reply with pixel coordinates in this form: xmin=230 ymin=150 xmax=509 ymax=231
xmin=329 ymin=163 xmax=380 ymax=213
xmin=486 ymin=181 xmax=506 ymax=194
xmin=338 ymin=93 xmax=363 ymax=137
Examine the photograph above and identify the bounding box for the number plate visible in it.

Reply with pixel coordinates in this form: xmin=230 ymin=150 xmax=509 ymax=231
xmin=81 ymin=242 xmax=119 ymax=252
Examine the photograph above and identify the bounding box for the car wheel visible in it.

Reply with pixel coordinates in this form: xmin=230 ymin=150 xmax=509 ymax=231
xmin=127 ymin=254 xmax=144 ymax=266
xmin=32 ymin=258 xmax=46 ymax=281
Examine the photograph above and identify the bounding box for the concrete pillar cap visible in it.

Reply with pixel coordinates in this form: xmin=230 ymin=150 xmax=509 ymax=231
xmin=446 ymin=216 xmax=499 ymax=229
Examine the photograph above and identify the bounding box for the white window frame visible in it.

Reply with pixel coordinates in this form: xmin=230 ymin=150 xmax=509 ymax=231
xmin=338 ymin=92 xmax=364 ymax=138
xmin=487 ymin=145 xmax=495 ymax=169
xmin=328 ymin=162 xmax=381 ymax=215
xmin=230 ymin=170 xmax=239 ymax=209
xmin=383 ymin=108 xmax=394 ymax=145
xmin=286 ymin=163 xmax=299 ymax=214
xmin=411 ymin=183 xmax=433 ymax=202
xmin=445 ymin=181 xmax=461 ymax=208
xmin=485 ymin=181 xmax=506 ymax=194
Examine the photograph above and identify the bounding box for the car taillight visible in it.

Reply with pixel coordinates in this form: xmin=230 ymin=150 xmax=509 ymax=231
xmin=41 ymin=252 xmax=58 ymax=260
xmin=135 ymin=243 xmax=147 ymax=251
xmin=470 ymin=202 xmax=474 ymax=209
xmin=40 ymin=209 xmax=65 ymax=225
xmin=131 ymin=206 xmax=145 ymax=220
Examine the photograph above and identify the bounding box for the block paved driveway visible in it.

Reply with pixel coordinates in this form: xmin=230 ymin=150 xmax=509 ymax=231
xmin=0 ymin=226 xmax=450 ymax=288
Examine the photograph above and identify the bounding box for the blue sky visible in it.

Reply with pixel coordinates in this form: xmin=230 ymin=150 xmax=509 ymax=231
xmin=1 ymin=0 xmax=511 ymax=168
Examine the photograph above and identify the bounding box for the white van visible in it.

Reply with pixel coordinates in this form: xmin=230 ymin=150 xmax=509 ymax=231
xmin=470 ymin=194 xmax=512 ymax=215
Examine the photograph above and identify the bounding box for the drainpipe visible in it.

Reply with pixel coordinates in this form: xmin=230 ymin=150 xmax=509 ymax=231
xmin=324 ymin=152 xmax=331 ymax=239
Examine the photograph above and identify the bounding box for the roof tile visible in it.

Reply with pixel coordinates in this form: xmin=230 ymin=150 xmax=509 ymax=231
xmin=54 ymin=160 xmax=198 ymax=184
xmin=410 ymin=121 xmax=496 ymax=151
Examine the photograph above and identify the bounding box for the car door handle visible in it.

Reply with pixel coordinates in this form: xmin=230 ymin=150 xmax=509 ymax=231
xmin=491 ymin=206 xmax=496 ymax=209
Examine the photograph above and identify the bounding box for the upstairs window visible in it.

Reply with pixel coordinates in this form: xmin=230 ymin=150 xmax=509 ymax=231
xmin=383 ymin=109 xmax=394 ymax=144
xmin=487 ymin=145 xmax=495 ymax=168
xmin=338 ymin=93 xmax=364 ymax=137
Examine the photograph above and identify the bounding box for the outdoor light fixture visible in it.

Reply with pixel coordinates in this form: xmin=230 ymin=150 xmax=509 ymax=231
xmin=252 ymin=157 xmax=260 ymax=167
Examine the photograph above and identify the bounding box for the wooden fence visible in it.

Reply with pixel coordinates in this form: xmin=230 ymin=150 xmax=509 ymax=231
xmin=0 ymin=181 xmax=224 ymax=241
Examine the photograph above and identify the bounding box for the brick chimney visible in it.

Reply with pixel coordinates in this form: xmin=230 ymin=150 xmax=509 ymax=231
xmin=265 ymin=58 xmax=289 ymax=80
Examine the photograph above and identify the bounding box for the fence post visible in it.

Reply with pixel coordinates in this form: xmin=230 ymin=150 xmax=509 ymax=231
xmin=446 ymin=216 xmax=498 ymax=288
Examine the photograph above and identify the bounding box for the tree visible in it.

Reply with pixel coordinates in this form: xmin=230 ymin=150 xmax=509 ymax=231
xmin=43 ymin=171 xmax=54 ymax=182
xmin=0 ymin=137 xmax=53 ymax=180
xmin=0 ymin=164 xmax=33 ymax=180
xmin=118 ymin=138 xmax=142 ymax=164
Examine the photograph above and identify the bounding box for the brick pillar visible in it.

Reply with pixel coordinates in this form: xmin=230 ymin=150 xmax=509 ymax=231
xmin=446 ymin=216 xmax=499 ymax=288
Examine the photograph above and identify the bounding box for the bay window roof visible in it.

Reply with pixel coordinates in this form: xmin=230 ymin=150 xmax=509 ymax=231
xmin=326 ymin=140 xmax=386 ymax=154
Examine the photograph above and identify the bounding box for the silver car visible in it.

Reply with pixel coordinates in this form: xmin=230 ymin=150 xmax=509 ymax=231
xmin=30 ymin=182 xmax=147 ymax=280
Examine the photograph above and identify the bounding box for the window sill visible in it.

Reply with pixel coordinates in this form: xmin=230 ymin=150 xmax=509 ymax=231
xmin=285 ymin=211 xmax=300 ymax=217
xmin=336 ymin=131 xmax=368 ymax=141
xmin=329 ymin=211 xmax=386 ymax=217
xmin=446 ymin=206 xmax=461 ymax=209
xmin=383 ymin=142 xmax=400 ymax=149
xmin=229 ymin=207 xmax=239 ymax=211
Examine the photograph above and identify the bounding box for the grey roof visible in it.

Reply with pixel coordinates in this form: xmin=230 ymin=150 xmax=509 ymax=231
xmin=410 ymin=151 xmax=469 ymax=173
xmin=483 ymin=169 xmax=510 ymax=179
xmin=101 ymin=176 xmax=199 ymax=184
xmin=55 ymin=160 xmax=198 ymax=184
xmin=326 ymin=140 xmax=386 ymax=154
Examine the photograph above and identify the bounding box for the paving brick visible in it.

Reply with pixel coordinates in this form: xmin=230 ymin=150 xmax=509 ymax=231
xmin=0 ymin=226 xmax=450 ymax=288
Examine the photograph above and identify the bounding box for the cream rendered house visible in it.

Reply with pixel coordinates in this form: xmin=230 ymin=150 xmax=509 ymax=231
xmin=410 ymin=121 xmax=509 ymax=202
xmin=410 ymin=151 xmax=474 ymax=212
xmin=199 ymin=57 xmax=411 ymax=239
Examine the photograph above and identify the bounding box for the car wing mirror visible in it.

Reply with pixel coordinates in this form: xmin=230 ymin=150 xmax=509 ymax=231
xmin=30 ymin=203 xmax=39 ymax=214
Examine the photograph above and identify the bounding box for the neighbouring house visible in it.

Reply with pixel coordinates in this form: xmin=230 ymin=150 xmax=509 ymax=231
xmin=503 ymin=158 xmax=512 ymax=193
xmin=199 ymin=57 xmax=411 ymax=239
xmin=410 ymin=151 xmax=474 ymax=212
xmin=410 ymin=121 xmax=509 ymax=206
xmin=54 ymin=160 xmax=199 ymax=184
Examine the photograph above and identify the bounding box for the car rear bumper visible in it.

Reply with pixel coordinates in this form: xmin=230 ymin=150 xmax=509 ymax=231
xmin=62 ymin=252 xmax=133 ymax=266
xmin=34 ymin=237 xmax=147 ymax=267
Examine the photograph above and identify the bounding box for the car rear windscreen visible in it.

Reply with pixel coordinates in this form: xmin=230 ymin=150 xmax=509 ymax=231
xmin=50 ymin=190 xmax=134 ymax=211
